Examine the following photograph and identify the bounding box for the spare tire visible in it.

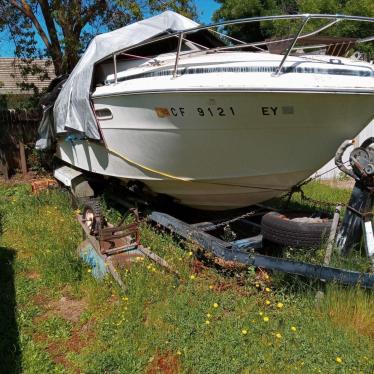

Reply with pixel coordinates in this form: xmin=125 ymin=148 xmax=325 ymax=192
xmin=261 ymin=212 xmax=332 ymax=248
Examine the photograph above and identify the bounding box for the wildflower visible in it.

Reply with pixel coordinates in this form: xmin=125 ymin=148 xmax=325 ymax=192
xmin=188 ymin=251 xmax=193 ymax=256
xmin=213 ymin=303 xmax=219 ymax=308
xmin=177 ymin=350 xmax=182 ymax=355
xmin=122 ymin=297 xmax=129 ymax=302
xmin=87 ymin=269 xmax=92 ymax=273
xmin=276 ymin=302 xmax=284 ymax=309
xmin=263 ymin=316 xmax=269 ymax=322
xmin=259 ymin=311 xmax=264 ymax=316
xmin=206 ymin=313 xmax=212 ymax=318
xmin=147 ymin=265 xmax=152 ymax=270
xmin=255 ymin=283 xmax=260 ymax=288
xmin=190 ymin=275 xmax=196 ymax=280
xmin=264 ymin=274 xmax=270 ymax=280
xmin=336 ymin=357 xmax=342 ymax=364
xmin=241 ymin=329 xmax=248 ymax=335
xmin=205 ymin=320 xmax=210 ymax=325
xmin=265 ymin=287 xmax=271 ymax=293
xmin=291 ymin=326 xmax=297 ymax=332
xmin=209 ymin=285 xmax=214 ymax=290
xmin=275 ymin=333 xmax=282 ymax=339
xmin=265 ymin=300 xmax=271 ymax=305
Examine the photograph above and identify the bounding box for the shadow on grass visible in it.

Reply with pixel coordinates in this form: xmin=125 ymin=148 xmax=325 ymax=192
xmin=0 ymin=209 xmax=21 ymax=373
xmin=0 ymin=247 xmax=21 ymax=373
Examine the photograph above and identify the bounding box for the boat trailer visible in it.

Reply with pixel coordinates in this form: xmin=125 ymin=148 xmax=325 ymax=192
xmin=148 ymin=138 xmax=374 ymax=288
xmin=65 ymin=138 xmax=374 ymax=289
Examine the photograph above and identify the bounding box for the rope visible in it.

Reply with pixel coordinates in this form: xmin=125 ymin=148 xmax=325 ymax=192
xmin=282 ymin=161 xmax=351 ymax=206
xmin=107 ymin=147 xmax=192 ymax=182
xmin=106 ymin=146 xmax=290 ymax=192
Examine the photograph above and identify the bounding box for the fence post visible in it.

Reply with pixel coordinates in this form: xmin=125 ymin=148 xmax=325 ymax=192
xmin=0 ymin=147 xmax=9 ymax=180
xmin=19 ymin=141 xmax=27 ymax=176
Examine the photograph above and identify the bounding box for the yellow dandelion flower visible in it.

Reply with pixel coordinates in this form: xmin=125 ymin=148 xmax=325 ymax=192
xmin=263 ymin=316 xmax=269 ymax=322
xmin=147 ymin=265 xmax=152 ymax=270
xmin=213 ymin=303 xmax=219 ymax=308
xmin=190 ymin=275 xmax=196 ymax=280
xmin=336 ymin=357 xmax=342 ymax=364
xmin=206 ymin=313 xmax=212 ymax=318
xmin=241 ymin=329 xmax=248 ymax=335
xmin=177 ymin=350 xmax=182 ymax=355
xmin=265 ymin=287 xmax=271 ymax=292
xmin=209 ymin=285 xmax=214 ymax=290
xmin=205 ymin=320 xmax=210 ymax=325
xmin=264 ymin=274 xmax=270 ymax=280
xmin=276 ymin=302 xmax=284 ymax=309
xmin=265 ymin=300 xmax=271 ymax=305
xmin=188 ymin=251 xmax=193 ymax=256
xmin=275 ymin=333 xmax=282 ymax=339
xmin=291 ymin=326 xmax=297 ymax=332
xmin=87 ymin=269 xmax=92 ymax=273
xmin=259 ymin=311 xmax=264 ymax=316
xmin=255 ymin=283 xmax=260 ymax=288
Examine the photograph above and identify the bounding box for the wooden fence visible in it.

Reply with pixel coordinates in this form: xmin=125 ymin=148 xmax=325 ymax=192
xmin=0 ymin=109 xmax=41 ymax=180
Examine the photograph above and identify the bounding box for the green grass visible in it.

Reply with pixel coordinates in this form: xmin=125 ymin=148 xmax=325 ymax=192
xmin=0 ymin=182 xmax=373 ymax=373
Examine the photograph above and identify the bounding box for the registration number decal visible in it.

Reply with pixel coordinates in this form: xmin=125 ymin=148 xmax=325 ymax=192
xmin=155 ymin=106 xmax=236 ymax=118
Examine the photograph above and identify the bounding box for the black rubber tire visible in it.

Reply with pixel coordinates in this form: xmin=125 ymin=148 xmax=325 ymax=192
xmin=82 ymin=198 xmax=103 ymax=236
xmin=261 ymin=212 xmax=332 ymax=248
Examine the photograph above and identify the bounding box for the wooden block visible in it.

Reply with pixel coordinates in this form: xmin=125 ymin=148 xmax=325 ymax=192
xmin=31 ymin=178 xmax=58 ymax=194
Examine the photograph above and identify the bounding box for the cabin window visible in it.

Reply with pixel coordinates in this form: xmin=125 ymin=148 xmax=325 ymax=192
xmin=95 ymin=108 xmax=113 ymax=120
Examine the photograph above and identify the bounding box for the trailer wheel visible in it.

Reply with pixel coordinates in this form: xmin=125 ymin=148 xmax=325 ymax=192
xmin=82 ymin=199 xmax=103 ymax=236
xmin=261 ymin=212 xmax=332 ymax=248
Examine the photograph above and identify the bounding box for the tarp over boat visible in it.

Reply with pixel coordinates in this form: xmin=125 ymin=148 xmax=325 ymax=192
xmin=36 ymin=11 xmax=198 ymax=149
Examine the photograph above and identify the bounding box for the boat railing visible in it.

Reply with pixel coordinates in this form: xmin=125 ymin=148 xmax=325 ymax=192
xmin=107 ymin=14 xmax=374 ymax=83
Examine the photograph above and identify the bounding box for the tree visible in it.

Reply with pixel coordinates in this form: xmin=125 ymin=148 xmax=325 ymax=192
xmin=0 ymin=1 xmax=197 ymax=77
xmin=213 ymin=0 xmax=374 ymax=58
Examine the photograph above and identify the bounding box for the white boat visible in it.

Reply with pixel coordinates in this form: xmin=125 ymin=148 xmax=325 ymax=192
xmin=41 ymin=12 xmax=374 ymax=210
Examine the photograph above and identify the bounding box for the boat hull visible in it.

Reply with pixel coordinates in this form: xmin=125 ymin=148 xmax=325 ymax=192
xmin=57 ymin=90 xmax=374 ymax=210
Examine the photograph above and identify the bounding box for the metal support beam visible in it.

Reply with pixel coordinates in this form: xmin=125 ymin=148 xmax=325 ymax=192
xmin=150 ymin=212 xmax=374 ymax=289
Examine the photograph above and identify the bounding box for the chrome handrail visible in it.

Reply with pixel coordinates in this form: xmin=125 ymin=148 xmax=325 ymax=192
xmin=274 ymin=15 xmax=311 ymax=75
xmin=173 ymin=32 xmax=184 ymax=78
xmin=106 ymin=14 xmax=374 ymax=82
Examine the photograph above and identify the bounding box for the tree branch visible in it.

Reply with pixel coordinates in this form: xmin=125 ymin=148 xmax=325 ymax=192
xmin=10 ymin=0 xmax=52 ymax=50
xmin=38 ymin=0 xmax=62 ymax=56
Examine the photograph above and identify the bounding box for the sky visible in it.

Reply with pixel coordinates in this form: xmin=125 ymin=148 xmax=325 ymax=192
xmin=0 ymin=0 xmax=220 ymax=57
